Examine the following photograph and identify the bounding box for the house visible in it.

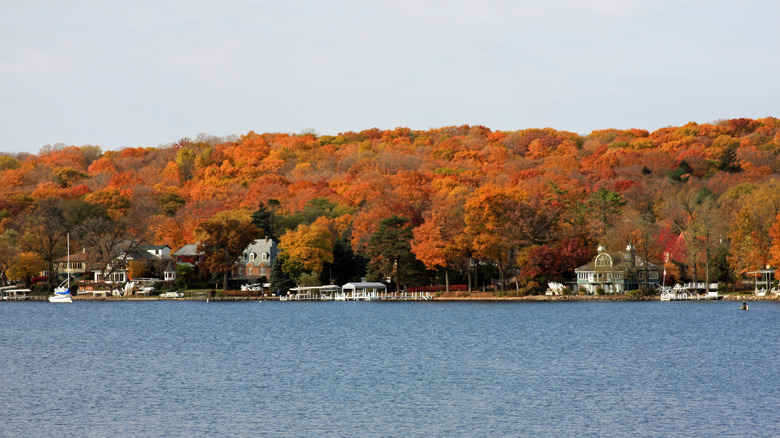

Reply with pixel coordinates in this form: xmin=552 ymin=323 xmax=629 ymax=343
xmin=574 ymin=245 xmax=661 ymax=294
xmin=143 ymin=245 xmax=171 ymax=258
xmin=54 ymin=250 xmax=90 ymax=279
xmin=172 ymin=243 xmax=208 ymax=277
xmin=231 ymin=238 xmax=277 ymax=286
xmin=93 ymin=245 xmax=173 ymax=283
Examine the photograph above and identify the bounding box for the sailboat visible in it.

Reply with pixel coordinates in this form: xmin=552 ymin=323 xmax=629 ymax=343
xmin=49 ymin=234 xmax=73 ymax=303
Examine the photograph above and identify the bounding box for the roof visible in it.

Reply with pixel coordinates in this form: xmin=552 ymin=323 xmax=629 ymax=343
xmin=575 ymin=250 xmax=660 ymax=273
xmin=139 ymin=245 xmax=170 ymax=251
xmin=173 ymin=243 xmax=202 ymax=256
xmin=342 ymin=281 xmax=387 ymax=289
xmin=54 ymin=252 xmax=89 ymax=262
xmin=239 ymin=238 xmax=278 ymax=266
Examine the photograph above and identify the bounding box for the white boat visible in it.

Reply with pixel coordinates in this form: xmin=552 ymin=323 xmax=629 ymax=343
xmin=49 ymin=234 xmax=73 ymax=303
xmin=48 ymin=287 xmax=73 ymax=303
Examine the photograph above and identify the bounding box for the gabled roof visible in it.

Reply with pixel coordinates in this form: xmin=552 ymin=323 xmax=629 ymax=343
xmin=173 ymin=243 xmax=202 ymax=257
xmin=575 ymin=250 xmax=660 ymax=272
xmin=139 ymin=245 xmax=170 ymax=251
xmin=239 ymin=238 xmax=278 ymax=266
xmin=54 ymin=252 xmax=89 ymax=263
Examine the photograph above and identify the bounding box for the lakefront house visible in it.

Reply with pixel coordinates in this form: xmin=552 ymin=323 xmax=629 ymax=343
xmin=92 ymin=245 xmax=173 ymax=283
xmin=574 ymin=245 xmax=661 ymax=294
xmin=172 ymin=238 xmax=278 ymax=287
xmin=231 ymin=237 xmax=278 ymax=286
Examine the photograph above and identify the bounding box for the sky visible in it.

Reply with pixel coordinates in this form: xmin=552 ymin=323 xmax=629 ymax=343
xmin=1 ymin=0 xmax=779 ymax=154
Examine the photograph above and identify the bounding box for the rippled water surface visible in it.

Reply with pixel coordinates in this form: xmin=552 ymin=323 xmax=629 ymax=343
xmin=1 ymin=300 xmax=778 ymax=437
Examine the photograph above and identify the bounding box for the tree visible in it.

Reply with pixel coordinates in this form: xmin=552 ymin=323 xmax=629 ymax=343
xmin=464 ymin=186 xmax=519 ymax=292
xmin=588 ymin=188 xmax=627 ymax=237
xmin=7 ymin=252 xmax=45 ymax=288
xmin=278 ymin=223 xmax=334 ymax=284
xmin=251 ymin=201 xmax=280 ymax=241
xmin=19 ymin=200 xmax=68 ymax=291
xmin=175 ymin=147 xmax=197 ymax=184
xmin=0 ymin=230 xmax=20 ymax=286
xmin=76 ymin=214 xmax=147 ymax=284
xmin=128 ymin=260 xmax=151 ymax=280
xmin=269 ymin=254 xmax=295 ymax=294
xmin=323 ymin=229 xmax=367 ymax=285
xmin=411 ymin=202 xmax=468 ymax=293
xmin=196 ymin=214 xmax=259 ymax=290
xmin=716 ymin=144 xmax=742 ymax=173
xmin=728 ymin=181 xmax=780 ymax=279
xmin=367 ymin=215 xmax=415 ymax=293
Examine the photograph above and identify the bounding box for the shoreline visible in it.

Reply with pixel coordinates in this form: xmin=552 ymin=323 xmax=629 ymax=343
xmin=9 ymin=294 xmax=778 ymax=302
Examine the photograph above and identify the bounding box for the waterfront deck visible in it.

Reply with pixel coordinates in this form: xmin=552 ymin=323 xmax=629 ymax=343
xmin=1 ymin=286 xmax=30 ymax=300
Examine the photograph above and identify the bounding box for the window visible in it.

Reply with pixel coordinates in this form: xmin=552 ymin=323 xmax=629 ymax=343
xmin=261 ymin=253 xmax=267 ymax=262
xmin=595 ymin=254 xmax=612 ymax=267
xmin=250 ymin=253 xmax=256 ymax=262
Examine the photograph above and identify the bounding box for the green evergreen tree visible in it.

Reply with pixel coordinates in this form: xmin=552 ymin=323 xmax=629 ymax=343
xmin=269 ymin=254 xmax=295 ymax=294
xmin=366 ymin=215 xmax=421 ymax=293
xmin=717 ymin=146 xmax=742 ymax=173
xmin=321 ymin=229 xmax=368 ymax=285
xmin=251 ymin=201 xmax=280 ymax=241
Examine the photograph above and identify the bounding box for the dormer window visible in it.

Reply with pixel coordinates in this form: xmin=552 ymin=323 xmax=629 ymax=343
xmin=595 ymin=253 xmax=612 ymax=267
xmin=250 ymin=253 xmax=256 ymax=262
xmin=261 ymin=253 xmax=267 ymax=262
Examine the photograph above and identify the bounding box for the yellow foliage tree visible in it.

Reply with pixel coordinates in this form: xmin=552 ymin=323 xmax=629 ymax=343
xmin=279 ymin=223 xmax=334 ymax=283
xmin=8 ymin=251 xmax=45 ymax=287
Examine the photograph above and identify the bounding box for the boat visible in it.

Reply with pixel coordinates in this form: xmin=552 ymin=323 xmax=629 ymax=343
xmin=49 ymin=284 xmax=73 ymax=303
xmin=49 ymin=234 xmax=73 ymax=303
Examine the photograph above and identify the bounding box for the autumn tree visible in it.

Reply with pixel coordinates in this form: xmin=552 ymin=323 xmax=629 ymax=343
xmin=278 ymin=222 xmax=334 ymax=284
xmin=128 ymin=260 xmax=151 ymax=280
xmin=7 ymin=252 xmax=45 ymax=288
xmin=727 ymin=180 xmax=780 ymax=279
xmin=175 ymin=147 xmax=197 ymax=184
xmin=196 ymin=214 xmax=260 ymax=290
xmin=0 ymin=230 xmax=19 ymax=286
xmin=464 ymin=186 xmax=519 ymax=292
xmin=76 ymin=215 xmax=146 ymax=284
xmin=19 ymin=200 xmax=69 ymax=291
xmin=412 ymin=201 xmax=469 ymax=293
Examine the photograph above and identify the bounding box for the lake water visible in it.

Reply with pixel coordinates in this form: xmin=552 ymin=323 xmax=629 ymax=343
xmin=0 ymin=300 xmax=777 ymax=437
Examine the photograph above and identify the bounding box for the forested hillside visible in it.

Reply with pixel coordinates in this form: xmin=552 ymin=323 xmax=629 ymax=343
xmin=3 ymin=118 xmax=780 ymax=293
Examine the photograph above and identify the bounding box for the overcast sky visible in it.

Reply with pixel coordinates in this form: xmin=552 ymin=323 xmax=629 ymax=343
xmin=1 ymin=0 xmax=778 ymax=154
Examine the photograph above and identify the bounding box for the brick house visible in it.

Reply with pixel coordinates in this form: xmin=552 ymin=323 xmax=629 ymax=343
xmin=231 ymin=238 xmax=278 ymax=286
